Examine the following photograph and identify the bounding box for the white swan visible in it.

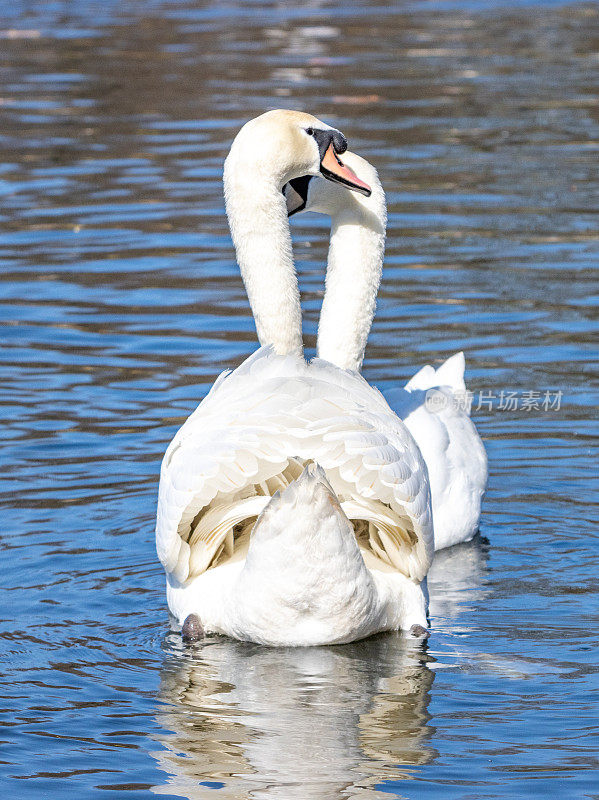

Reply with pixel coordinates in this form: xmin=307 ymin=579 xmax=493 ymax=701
xmin=156 ymin=111 xmax=434 ymax=646
xmin=285 ymin=152 xmax=487 ymax=549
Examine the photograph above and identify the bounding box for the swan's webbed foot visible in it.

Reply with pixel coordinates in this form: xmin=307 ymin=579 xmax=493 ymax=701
xmin=409 ymin=624 xmax=429 ymax=638
xmin=181 ymin=613 xmax=204 ymax=642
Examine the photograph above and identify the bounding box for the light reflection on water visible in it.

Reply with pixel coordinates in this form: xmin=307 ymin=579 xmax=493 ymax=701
xmin=0 ymin=1 xmax=597 ymax=798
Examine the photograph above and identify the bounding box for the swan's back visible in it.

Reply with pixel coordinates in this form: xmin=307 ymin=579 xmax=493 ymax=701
xmin=156 ymin=347 xmax=433 ymax=588
xmin=385 ymin=352 xmax=487 ymax=549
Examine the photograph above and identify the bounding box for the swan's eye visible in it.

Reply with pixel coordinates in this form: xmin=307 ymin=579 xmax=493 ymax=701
xmin=305 ymin=127 xmax=314 ymax=137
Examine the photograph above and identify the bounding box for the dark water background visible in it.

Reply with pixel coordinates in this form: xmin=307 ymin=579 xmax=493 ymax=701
xmin=1 ymin=1 xmax=598 ymax=797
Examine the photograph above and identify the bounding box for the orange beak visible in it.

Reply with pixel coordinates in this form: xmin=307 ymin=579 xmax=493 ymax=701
xmin=320 ymin=143 xmax=371 ymax=196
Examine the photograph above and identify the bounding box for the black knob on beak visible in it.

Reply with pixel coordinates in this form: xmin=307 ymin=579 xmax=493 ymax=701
xmin=331 ymin=130 xmax=347 ymax=154
xmin=312 ymin=128 xmax=348 ymax=160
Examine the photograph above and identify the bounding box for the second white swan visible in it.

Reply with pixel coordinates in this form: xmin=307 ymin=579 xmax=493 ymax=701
xmin=285 ymin=152 xmax=487 ymax=549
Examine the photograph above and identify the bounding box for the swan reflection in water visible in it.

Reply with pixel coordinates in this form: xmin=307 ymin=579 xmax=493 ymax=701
xmin=152 ymin=635 xmax=434 ymax=799
xmin=428 ymin=534 xmax=491 ymax=626
xmin=151 ymin=536 xmax=489 ymax=799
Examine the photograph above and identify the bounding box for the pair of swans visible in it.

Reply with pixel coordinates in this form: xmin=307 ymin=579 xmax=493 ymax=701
xmin=155 ymin=110 xmax=487 ymax=646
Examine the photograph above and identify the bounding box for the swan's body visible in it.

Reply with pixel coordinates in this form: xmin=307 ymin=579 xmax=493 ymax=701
xmin=156 ymin=111 xmax=434 ymax=645
xmin=384 ymin=354 xmax=487 ymax=548
xmin=285 ymin=152 xmax=487 ymax=549
xmin=158 ymin=348 xmax=432 ymax=645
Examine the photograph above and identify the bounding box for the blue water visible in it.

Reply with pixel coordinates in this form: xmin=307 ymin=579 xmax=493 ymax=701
xmin=1 ymin=1 xmax=597 ymax=797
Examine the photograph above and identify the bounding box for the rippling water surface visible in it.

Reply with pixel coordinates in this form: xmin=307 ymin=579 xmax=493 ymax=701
xmin=1 ymin=1 xmax=597 ymax=797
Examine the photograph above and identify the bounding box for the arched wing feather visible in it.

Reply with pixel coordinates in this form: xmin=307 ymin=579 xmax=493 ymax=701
xmin=156 ymin=348 xmax=434 ymax=586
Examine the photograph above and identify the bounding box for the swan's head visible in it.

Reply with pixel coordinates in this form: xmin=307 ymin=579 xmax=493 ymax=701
xmin=283 ymin=150 xmax=385 ymax=224
xmin=225 ymin=109 xmax=372 ymax=193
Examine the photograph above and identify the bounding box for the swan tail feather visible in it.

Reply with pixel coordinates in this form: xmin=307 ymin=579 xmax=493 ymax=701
xmin=405 ymin=351 xmax=466 ymax=395
xmin=230 ymin=462 xmax=382 ymax=645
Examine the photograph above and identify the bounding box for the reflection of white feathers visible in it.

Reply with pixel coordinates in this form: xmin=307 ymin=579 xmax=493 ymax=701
xmin=152 ymin=634 xmax=436 ymax=799
xmin=287 ymin=153 xmax=487 ymax=549
xmin=428 ymin=535 xmax=490 ymax=623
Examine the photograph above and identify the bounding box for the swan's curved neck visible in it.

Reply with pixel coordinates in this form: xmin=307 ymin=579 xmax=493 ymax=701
xmin=224 ymin=159 xmax=303 ymax=357
xmin=317 ymin=198 xmax=386 ymax=371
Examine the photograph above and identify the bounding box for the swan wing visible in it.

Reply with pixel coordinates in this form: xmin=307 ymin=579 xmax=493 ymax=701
xmin=384 ymin=352 xmax=487 ymax=550
xmin=156 ymin=348 xmax=433 ymax=586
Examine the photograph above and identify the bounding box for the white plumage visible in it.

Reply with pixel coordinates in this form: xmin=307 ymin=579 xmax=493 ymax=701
xmin=385 ymin=352 xmax=487 ymax=549
xmin=157 ymin=347 xmax=433 ymax=644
